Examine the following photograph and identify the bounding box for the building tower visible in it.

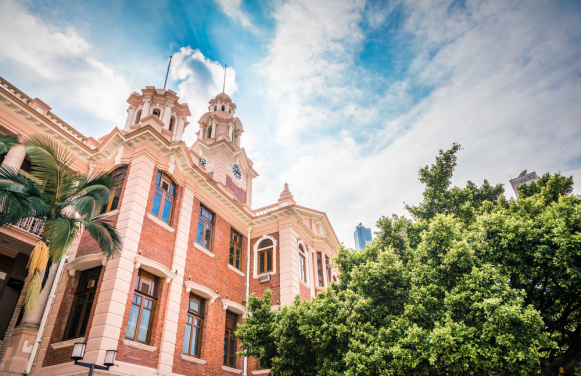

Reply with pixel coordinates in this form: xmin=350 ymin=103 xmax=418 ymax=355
xmin=354 ymin=223 xmax=372 ymax=250
xmin=191 ymin=92 xmax=258 ymax=208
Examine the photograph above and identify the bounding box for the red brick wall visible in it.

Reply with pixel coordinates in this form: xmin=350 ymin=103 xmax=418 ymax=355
xmin=225 ymin=175 xmax=246 ymax=204
xmin=115 ymin=268 xmax=169 ymax=369
xmin=248 ymin=232 xmax=280 ymax=304
xmin=76 ymin=163 xmax=131 ymax=258
xmin=300 ymin=282 xmax=311 ymax=302
xmin=43 ymin=267 xmax=105 ymax=367
xmin=170 ymin=197 xmax=248 ymax=375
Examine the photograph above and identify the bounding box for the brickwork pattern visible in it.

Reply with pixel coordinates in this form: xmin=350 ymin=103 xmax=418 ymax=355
xmin=42 ymin=267 xmax=105 ymax=367
xmin=225 ymin=175 xmax=246 ymax=204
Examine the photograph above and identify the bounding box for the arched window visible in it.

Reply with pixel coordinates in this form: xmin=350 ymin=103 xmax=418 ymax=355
xmin=258 ymin=239 xmax=273 ymax=274
xmin=221 ymin=105 xmax=225 ymax=111
xmin=134 ymin=110 xmax=142 ymax=124
xmin=299 ymin=245 xmax=307 ymax=283
xmin=208 ymin=125 xmax=213 ymax=138
xmin=169 ymin=117 xmax=175 ymax=132
xmin=214 ymin=105 xmax=217 ymax=111
xmin=100 ymin=166 xmax=128 ymax=214
xmin=152 ymin=108 xmax=161 ymax=118
xmin=151 ymin=172 xmax=176 ymax=224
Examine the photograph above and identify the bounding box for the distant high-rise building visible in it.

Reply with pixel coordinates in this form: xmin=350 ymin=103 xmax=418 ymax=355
xmin=510 ymin=170 xmax=539 ymax=197
xmin=354 ymin=223 xmax=373 ymax=250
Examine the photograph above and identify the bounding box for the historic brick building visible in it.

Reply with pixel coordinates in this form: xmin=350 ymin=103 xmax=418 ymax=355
xmin=0 ymin=76 xmax=339 ymax=375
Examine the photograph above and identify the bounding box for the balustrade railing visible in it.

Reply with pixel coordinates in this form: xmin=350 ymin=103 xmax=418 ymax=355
xmin=253 ymin=203 xmax=280 ymax=217
xmin=14 ymin=217 xmax=44 ymax=236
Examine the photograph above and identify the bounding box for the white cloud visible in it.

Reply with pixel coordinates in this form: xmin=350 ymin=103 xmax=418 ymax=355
xmin=252 ymin=0 xmax=581 ymax=248
xmin=214 ymin=0 xmax=259 ymax=33
xmin=171 ymin=47 xmax=238 ymax=145
xmin=0 ymin=0 xmax=131 ymax=133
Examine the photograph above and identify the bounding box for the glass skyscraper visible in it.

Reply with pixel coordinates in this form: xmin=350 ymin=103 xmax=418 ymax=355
xmin=354 ymin=223 xmax=372 ymax=250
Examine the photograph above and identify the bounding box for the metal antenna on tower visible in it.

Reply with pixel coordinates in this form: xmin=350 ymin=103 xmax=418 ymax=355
xmin=163 ymin=56 xmax=173 ymax=90
xmin=222 ymin=65 xmax=227 ymax=93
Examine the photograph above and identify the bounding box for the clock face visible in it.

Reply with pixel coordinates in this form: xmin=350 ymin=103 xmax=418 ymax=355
xmin=199 ymin=158 xmax=207 ymax=167
xmin=232 ymin=163 xmax=242 ymax=180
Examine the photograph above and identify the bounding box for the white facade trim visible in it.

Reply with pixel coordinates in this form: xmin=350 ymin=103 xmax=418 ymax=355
xmin=253 ymin=234 xmax=277 ymax=279
xmin=66 ymin=253 xmax=107 ymax=276
xmin=194 ymin=242 xmax=215 ymax=257
xmin=184 ymin=281 xmax=219 ymax=303
xmin=222 ymin=365 xmax=242 ymax=374
xmin=297 ymin=239 xmax=310 ymax=286
xmin=221 ymin=299 xmax=249 ymax=317
xmin=134 ymin=255 xmax=177 ymax=283
xmin=122 ymin=339 xmax=157 ymax=352
xmin=50 ymin=337 xmax=84 ymax=349
xmin=146 ymin=213 xmax=175 ymax=232
xmin=181 ymin=354 xmax=207 ymax=364
xmin=228 ymin=264 xmax=245 ymax=276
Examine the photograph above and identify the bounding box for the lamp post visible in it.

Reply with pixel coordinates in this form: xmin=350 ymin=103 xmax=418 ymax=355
xmin=71 ymin=343 xmax=116 ymax=375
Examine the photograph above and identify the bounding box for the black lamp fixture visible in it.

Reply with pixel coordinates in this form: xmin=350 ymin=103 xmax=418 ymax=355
xmin=71 ymin=343 xmax=116 ymax=375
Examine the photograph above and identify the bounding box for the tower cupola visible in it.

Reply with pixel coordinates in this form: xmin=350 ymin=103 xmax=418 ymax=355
xmin=197 ymin=92 xmax=243 ymax=147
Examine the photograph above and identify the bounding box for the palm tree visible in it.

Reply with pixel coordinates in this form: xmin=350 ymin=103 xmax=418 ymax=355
xmin=0 ymin=135 xmax=121 ymax=365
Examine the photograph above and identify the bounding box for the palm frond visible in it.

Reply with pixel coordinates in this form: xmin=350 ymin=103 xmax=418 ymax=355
xmin=0 ymin=134 xmax=19 ymax=154
xmin=65 ymin=172 xmax=116 ymax=217
xmin=43 ymin=217 xmax=80 ymax=262
xmin=82 ymin=216 xmax=122 ymax=260
xmin=0 ymin=166 xmax=49 ymax=226
xmin=23 ymin=135 xmax=74 ymax=206
xmin=24 ymin=272 xmax=41 ymax=313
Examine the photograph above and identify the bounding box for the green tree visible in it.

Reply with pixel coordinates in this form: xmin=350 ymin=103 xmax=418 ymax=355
xmin=0 ymin=135 xmax=121 ymax=364
xmin=237 ymin=144 xmax=581 ymax=376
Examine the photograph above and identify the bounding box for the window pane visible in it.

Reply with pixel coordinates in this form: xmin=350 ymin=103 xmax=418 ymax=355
xmin=223 ymin=333 xmax=229 ymax=365
xmin=236 ymin=245 xmax=240 ymax=269
xmin=204 ymin=225 xmax=211 ymax=249
xmin=196 ymin=220 xmax=204 ymax=245
xmin=78 ymin=300 xmax=93 ymax=337
xmin=183 ymin=322 xmax=192 ymax=354
xmin=191 ymin=326 xmax=201 ymax=356
xmin=189 ymin=300 xmax=199 ymax=313
xmin=267 ymin=250 xmax=272 ymax=272
xmin=162 ymin=197 xmax=172 ymax=223
xmin=229 ymin=242 xmax=235 ymax=266
xmin=110 ymin=184 xmax=123 ymax=211
xmin=152 ymin=189 xmax=163 ymax=217
xmin=228 ymin=337 xmax=236 ymax=366
xmin=137 ymin=308 xmax=152 ymax=342
xmin=259 ymin=252 xmax=264 ymax=274
xmin=170 ymin=183 xmax=175 ymax=195
xmin=156 ymin=172 xmax=162 ymax=185
xmin=125 ymin=304 xmax=140 ymax=340
xmin=66 ymin=304 xmax=84 ymax=339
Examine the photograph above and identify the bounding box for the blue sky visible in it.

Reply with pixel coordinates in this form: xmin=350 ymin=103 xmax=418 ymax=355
xmin=1 ymin=0 xmax=580 ymax=248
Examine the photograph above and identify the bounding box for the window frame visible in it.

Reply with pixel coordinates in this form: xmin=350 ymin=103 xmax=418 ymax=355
xmin=125 ymin=270 xmax=159 ymax=345
xmin=134 ymin=110 xmax=142 ymax=124
xmin=298 ymin=245 xmax=307 ymax=284
xmin=169 ymin=116 xmax=175 ymax=132
xmin=151 ymin=172 xmax=176 ymax=224
xmin=101 ymin=166 xmax=128 ymax=214
xmin=196 ymin=204 xmax=215 ymax=251
xmin=257 ymin=240 xmax=273 ymax=274
xmin=223 ymin=310 xmax=238 ymax=368
xmin=63 ymin=266 xmax=102 ymax=341
xmin=182 ymin=293 xmax=205 ymax=358
xmin=317 ymin=252 xmax=324 ymax=287
xmin=152 ymin=108 xmax=161 ymax=118
xmin=229 ymin=229 xmax=243 ymax=270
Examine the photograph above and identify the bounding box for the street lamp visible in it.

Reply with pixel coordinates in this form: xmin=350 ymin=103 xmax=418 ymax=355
xmin=71 ymin=343 xmax=116 ymax=375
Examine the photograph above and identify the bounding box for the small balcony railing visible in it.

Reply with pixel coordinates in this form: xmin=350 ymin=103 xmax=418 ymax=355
xmin=14 ymin=217 xmax=44 ymax=236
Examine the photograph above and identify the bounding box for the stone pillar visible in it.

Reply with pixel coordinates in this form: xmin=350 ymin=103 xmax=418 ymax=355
xmin=141 ymin=99 xmax=151 ymax=120
xmin=175 ymin=117 xmax=185 ymax=141
xmin=19 ymin=263 xmax=59 ymax=330
xmin=162 ymin=104 xmax=172 ymax=128
xmin=2 ymin=145 xmax=26 ymax=170
xmin=308 ymin=246 xmax=316 ymax=299
xmin=278 ymin=220 xmax=301 ymax=306
xmin=322 ymin=253 xmax=327 ymax=288
xmin=157 ymin=185 xmax=195 ymax=374
xmin=211 ymin=122 xmax=216 ymax=139
xmin=83 ymin=152 xmax=156 ymax=365
xmin=124 ymin=106 xmax=136 ymax=131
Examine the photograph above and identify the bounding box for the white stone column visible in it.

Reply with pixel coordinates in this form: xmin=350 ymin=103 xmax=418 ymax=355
xmin=141 ymin=99 xmax=151 ymax=120
xmin=307 ymin=246 xmax=316 ymax=299
xmin=124 ymin=106 xmax=136 ymax=131
xmin=157 ymin=185 xmax=195 ymax=374
xmin=19 ymin=263 xmax=60 ymax=329
xmin=84 ymin=152 xmax=156 ymax=365
xmin=279 ymin=221 xmax=301 ymax=306
xmin=211 ymin=122 xmax=216 ymax=138
xmin=228 ymin=126 xmax=233 ymax=142
xmin=2 ymin=144 xmax=26 ymax=170
xmin=175 ymin=117 xmax=185 ymax=141
xmin=162 ymin=104 xmax=172 ymax=128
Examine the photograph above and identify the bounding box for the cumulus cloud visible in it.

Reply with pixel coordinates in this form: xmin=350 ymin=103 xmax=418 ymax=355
xmin=0 ymin=0 xmax=131 ymax=134
xmin=253 ymin=0 xmax=581 ymax=248
xmin=170 ymin=47 xmax=238 ymax=144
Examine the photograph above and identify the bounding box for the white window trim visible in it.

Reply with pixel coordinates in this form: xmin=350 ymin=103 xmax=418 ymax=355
xmin=184 ymin=281 xmax=219 ymax=303
xmin=134 ymin=255 xmax=177 ymax=283
xmin=66 ymin=253 xmax=107 ymax=276
xmin=194 ymin=242 xmax=215 ymax=258
xmin=221 ymin=299 xmax=250 ymax=318
xmin=297 ymin=239 xmax=309 ymax=286
xmin=253 ymin=235 xmax=277 ymax=279
xmin=222 ymin=365 xmax=242 ymax=374
xmin=122 ymin=339 xmax=157 ymax=352
xmin=181 ymin=354 xmax=207 ymax=364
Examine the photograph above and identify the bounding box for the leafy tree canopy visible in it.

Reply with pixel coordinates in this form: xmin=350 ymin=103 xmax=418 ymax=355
xmin=237 ymin=144 xmax=581 ymax=376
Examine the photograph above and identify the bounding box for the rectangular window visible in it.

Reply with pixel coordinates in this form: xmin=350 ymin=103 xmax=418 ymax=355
xmin=196 ymin=204 xmax=214 ymax=250
xmin=317 ymin=252 xmax=323 ymax=287
xmin=229 ymin=230 xmax=242 ymax=269
xmin=100 ymin=166 xmax=128 ymax=214
xmin=183 ymin=294 xmax=205 ymax=357
xmin=125 ymin=270 xmax=158 ymax=344
xmin=151 ymin=172 xmax=176 ymax=224
xmin=223 ymin=311 xmax=238 ymax=368
xmin=300 ymin=254 xmax=307 ymax=283
xmin=64 ymin=266 xmax=102 ymax=340
xmin=326 ymin=267 xmax=331 ymax=283
xmin=258 ymin=249 xmax=273 ymax=274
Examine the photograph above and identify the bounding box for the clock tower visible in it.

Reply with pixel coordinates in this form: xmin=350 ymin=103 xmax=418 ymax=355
xmin=191 ymin=92 xmax=258 ymax=209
